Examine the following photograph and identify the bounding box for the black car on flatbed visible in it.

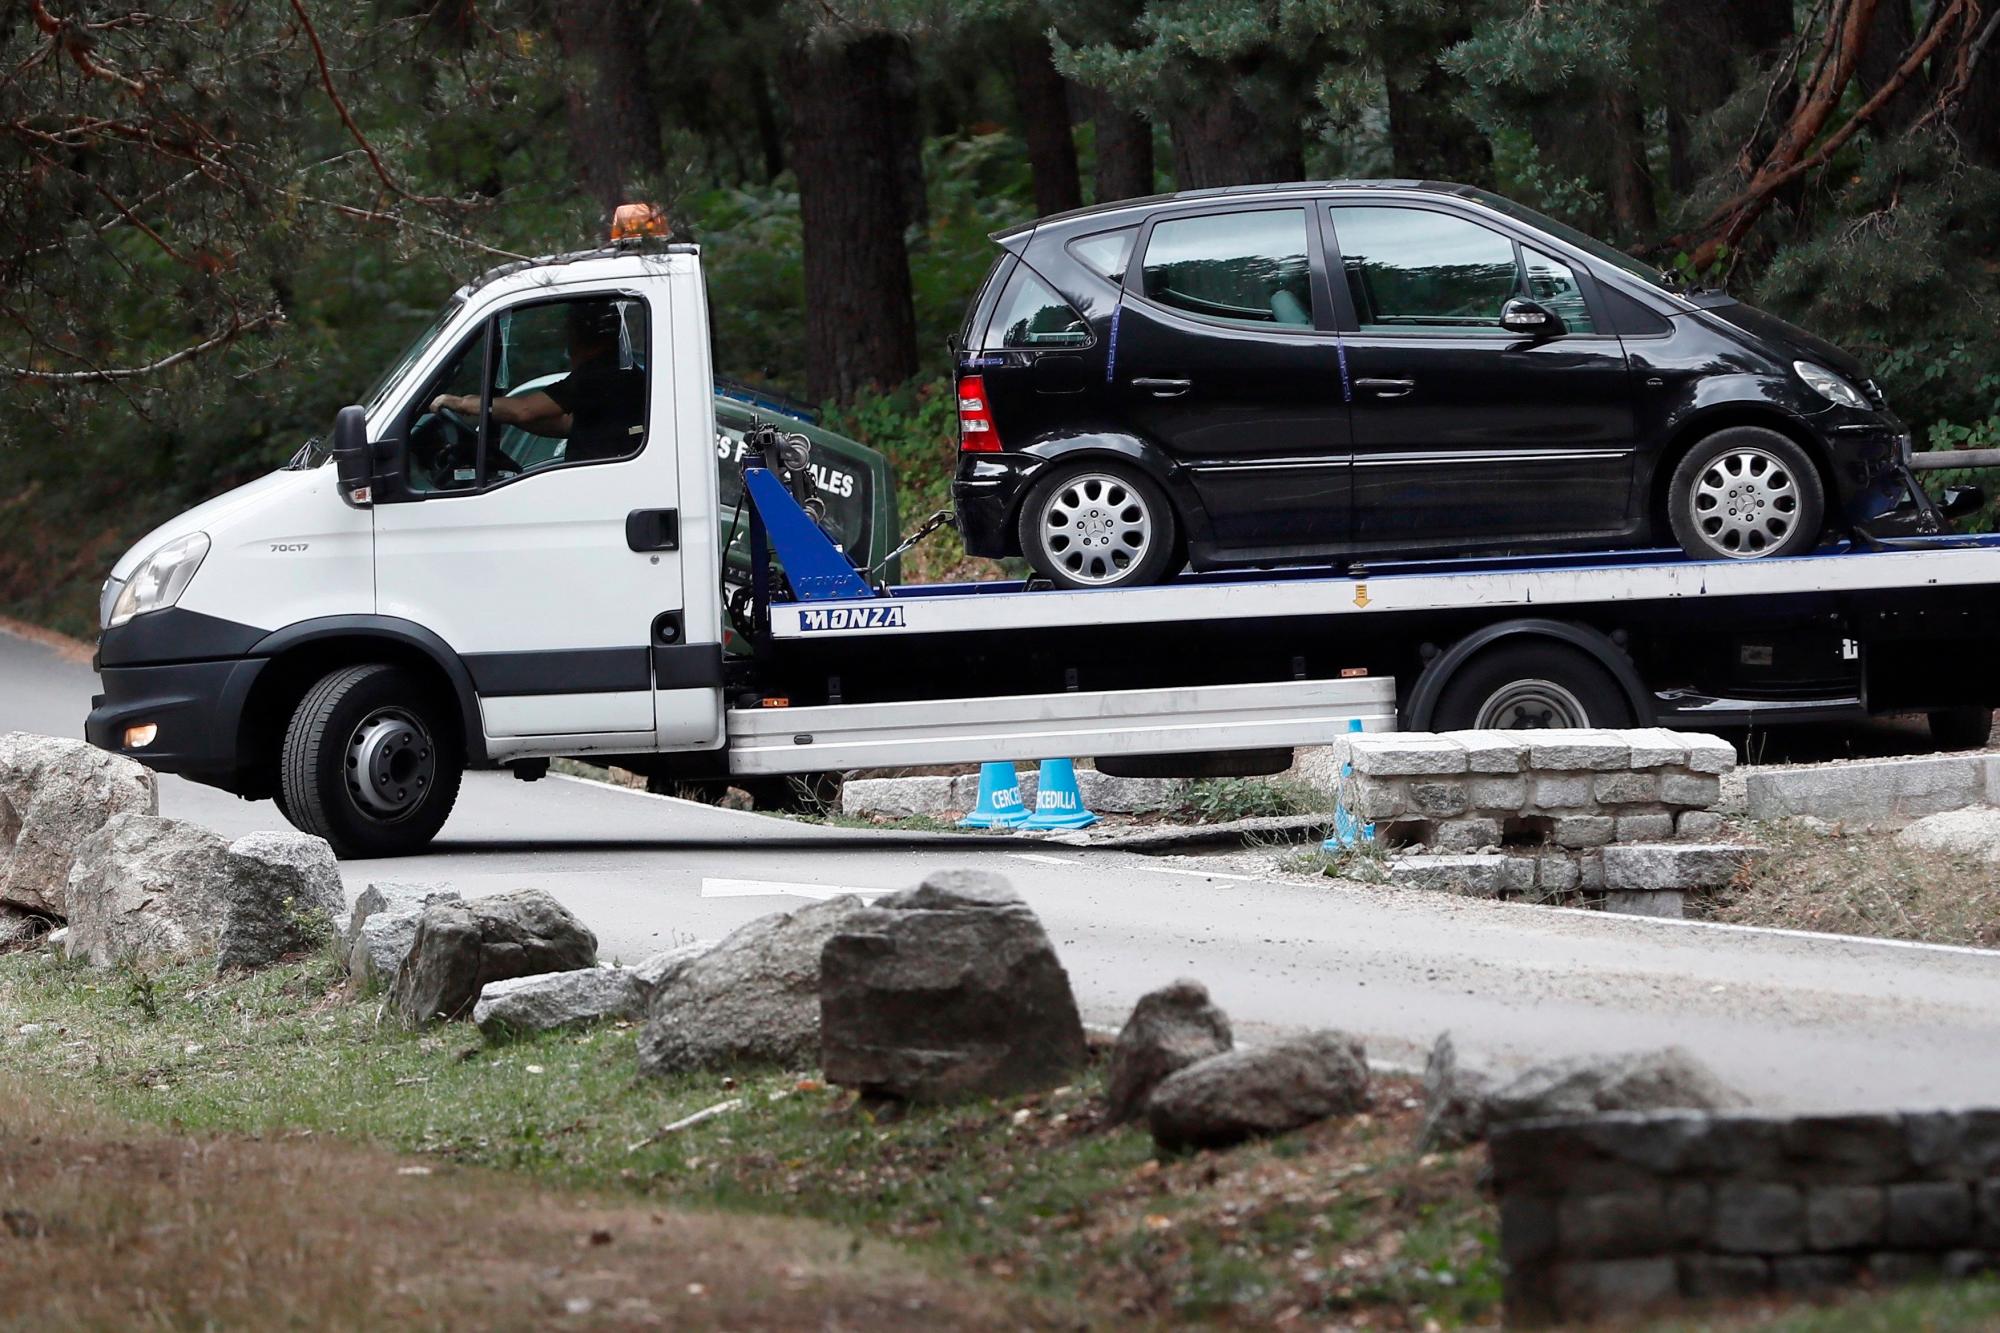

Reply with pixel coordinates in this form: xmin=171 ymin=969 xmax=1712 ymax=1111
xmin=951 ymin=180 xmax=1939 ymax=589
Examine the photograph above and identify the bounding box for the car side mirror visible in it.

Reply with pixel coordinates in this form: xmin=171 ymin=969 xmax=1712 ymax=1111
xmin=1941 ymin=485 xmax=1986 ymax=520
xmin=331 ymin=405 xmax=374 ymax=507
xmin=1501 ymin=298 xmax=1560 ymax=337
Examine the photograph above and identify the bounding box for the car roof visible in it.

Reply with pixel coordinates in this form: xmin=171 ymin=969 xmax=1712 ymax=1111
xmin=991 ymin=179 xmax=1481 ymax=244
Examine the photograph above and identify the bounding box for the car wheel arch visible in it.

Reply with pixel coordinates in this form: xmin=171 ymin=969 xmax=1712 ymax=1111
xmin=1006 ymin=434 xmax=1210 ymax=543
xmin=240 ymin=617 xmax=487 ymax=784
xmin=1403 ymin=618 xmax=1653 ymax=731
xmin=1648 ymin=406 xmax=1839 ymax=543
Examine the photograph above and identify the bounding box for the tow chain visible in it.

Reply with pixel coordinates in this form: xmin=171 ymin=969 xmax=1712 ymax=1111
xmin=870 ymin=507 xmax=956 ymax=580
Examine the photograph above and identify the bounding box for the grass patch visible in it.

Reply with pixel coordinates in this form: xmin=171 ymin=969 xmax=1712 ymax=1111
xmin=1693 ymin=820 xmax=2000 ymax=948
xmin=1644 ymin=1278 xmax=2000 ymax=1331
xmin=1181 ymin=777 xmax=1334 ymax=823
xmin=0 ymin=948 xmax=1498 ymax=1328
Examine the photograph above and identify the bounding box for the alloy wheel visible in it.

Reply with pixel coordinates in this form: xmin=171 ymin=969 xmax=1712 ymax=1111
xmin=1037 ymin=472 xmax=1154 ymax=586
xmin=1689 ymin=446 xmax=1799 ymax=557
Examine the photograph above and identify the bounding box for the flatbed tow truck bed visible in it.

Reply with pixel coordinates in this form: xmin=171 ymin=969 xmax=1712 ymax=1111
xmin=737 ymin=533 xmax=2000 ymax=760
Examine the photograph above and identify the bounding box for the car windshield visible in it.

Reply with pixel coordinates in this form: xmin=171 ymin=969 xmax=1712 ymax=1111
xmin=1460 ymin=189 xmax=1677 ymax=291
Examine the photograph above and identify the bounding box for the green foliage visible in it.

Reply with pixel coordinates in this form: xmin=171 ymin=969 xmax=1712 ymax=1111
xmin=1182 ymin=777 xmax=1331 ymax=821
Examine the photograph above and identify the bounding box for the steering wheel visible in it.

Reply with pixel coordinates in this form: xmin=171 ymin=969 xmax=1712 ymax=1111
xmin=436 ymin=405 xmax=478 ymax=439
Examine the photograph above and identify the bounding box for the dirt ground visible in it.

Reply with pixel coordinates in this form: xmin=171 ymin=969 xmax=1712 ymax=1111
xmin=0 ymin=1079 xmax=1071 ymax=1332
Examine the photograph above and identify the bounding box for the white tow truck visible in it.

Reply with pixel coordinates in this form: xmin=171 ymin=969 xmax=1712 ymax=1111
xmin=85 ymin=217 xmax=2000 ymax=856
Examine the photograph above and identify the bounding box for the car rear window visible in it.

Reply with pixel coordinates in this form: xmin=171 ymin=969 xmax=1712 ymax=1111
xmin=1141 ymin=209 xmax=1314 ymax=327
xmin=983 ymin=263 xmax=1091 ymax=349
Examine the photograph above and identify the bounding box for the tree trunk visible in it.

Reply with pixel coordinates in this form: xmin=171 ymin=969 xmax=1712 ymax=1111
xmin=788 ymin=31 xmax=919 ymax=404
xmin=1384 ymin=55 xmax=1493 ymax=186
xmin=1011 ymin=32 xmax=1083 ymax=216
xmin=1604 ymin=86 xmax=1658 ymax=236
xmin=1857 ymin=0 xmax=1930 ymax=136
xmin=750 ymin=72 xmax=785 ymax=183
xmin=880 ymin=35 xmax=929 ymax=231
xmin=1092 ymin=93 xmax=1155 ymax=203
xmin=1168 ymin=84 xmax=1303 ymax=189
xmin=1659 ymin=0 xmax=1797 ymax=189
xmin=552 ymin=1 xmax=665 ymax=215
xmin=1954 ymin=25 xmax=2000 ymax=166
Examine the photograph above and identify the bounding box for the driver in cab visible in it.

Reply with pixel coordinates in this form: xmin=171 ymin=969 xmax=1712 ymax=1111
xmin=428 ymin=301 xmax=645 ymax=465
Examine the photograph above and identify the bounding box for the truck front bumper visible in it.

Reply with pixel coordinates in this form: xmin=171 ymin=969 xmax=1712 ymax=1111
xmin=86 ymin=656 xmax=267 ymax=794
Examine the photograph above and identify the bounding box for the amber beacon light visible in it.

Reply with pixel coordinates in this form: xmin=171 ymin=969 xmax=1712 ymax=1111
xmin=610 ymin=202 xmax=669 ymax=241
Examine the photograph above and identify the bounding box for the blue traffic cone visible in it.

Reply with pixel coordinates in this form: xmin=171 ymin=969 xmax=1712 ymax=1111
xmin=1324 ymin=718 xmax=1375 ymax=851
xmin=959 ymin=761 xmax=1031 ymax=828
xmin=1022 ymin=758 xmax=1098 ymax=830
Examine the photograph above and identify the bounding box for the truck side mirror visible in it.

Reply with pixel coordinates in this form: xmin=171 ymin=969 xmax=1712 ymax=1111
xmin=331 ymin=405 xmax=374 ymax=508
xmin=1501 ymin=298 xmax=1560 ymax=338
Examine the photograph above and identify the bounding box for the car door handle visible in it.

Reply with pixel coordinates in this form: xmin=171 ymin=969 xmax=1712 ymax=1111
xmin=1131 ymin=377 xmax=1193 ymax=398
xmin=1356 ymin=377 xmax=1416 ymax=399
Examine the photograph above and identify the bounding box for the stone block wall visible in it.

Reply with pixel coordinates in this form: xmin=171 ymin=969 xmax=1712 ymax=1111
xmin=1347 ymin=729 xmax=1735 ymax=851
xmin=1493 ymin=1108 xmax=2000 ymax=1325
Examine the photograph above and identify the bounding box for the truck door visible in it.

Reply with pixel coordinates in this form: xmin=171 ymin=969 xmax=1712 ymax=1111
xmin=373 ymin=287 xmax=717 ymax=753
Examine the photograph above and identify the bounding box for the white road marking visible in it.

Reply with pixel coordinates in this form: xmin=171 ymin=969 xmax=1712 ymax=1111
xmin=1140 ymin=864 xmax=1261 ymax=883
xmin=1541 ymin=901 xmax=2000 ymax=959
xmin=1008 ymin=852 xmax=1082 ymax=865
xmin=700 ymin=877 xmax=895 ymax=902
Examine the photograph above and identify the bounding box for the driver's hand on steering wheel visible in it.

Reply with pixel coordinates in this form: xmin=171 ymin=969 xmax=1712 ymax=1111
xmin=430 ymin=392 xmax=473 ymax=415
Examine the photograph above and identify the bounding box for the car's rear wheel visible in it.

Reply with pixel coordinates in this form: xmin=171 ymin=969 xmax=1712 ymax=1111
xmin=1017 ymin=461 xmax=1177 ymax=589
xmin=280 ymin=664 xmax=462 ymax=858
xmin=1432 ymin=642 xmax=1636 ymax=730
xmin=1667 ymin=427 xmax=1824 ymax=560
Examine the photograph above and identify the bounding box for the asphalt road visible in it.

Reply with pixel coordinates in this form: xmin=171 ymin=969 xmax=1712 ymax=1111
xmin=9 ymin=626 xmax=2000 ymax=1111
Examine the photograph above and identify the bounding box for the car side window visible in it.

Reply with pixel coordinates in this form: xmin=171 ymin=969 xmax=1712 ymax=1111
xmin=1522 ymin=246 xmax=1596 ymax=334
xmin=1142 ymin=209 xmax=1314 ymax=327
xmin=984 ymin=263 xmax=1090 ymax=350
xmin=1331 ymin=206 xmax=1520 ymax=334
xmin=1068 ymin=227 xmax=1136 ymax=283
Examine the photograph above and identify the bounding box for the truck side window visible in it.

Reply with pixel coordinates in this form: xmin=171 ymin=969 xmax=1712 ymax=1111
xmin=404 ymin=294 xmax=649 ymax=496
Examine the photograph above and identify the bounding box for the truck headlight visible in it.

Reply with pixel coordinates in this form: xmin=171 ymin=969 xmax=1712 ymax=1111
xmin=1794 ymin=361 xmax=1870 ymax=410
xmin=107 ymin=533 xmax=210 ymax=628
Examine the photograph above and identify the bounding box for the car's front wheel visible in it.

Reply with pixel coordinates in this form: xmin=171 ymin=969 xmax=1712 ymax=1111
xmin=1017 ymin=461 xmax=1178 ymax=589
xmin=1667 ymin=427 xmax=1825 ymax=560
xmin=279 ymin=664 xmax=463 ymax=858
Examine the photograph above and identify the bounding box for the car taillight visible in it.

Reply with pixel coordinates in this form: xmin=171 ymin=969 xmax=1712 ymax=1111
xmin=958 ymin=374 xmax=1001 ymax=453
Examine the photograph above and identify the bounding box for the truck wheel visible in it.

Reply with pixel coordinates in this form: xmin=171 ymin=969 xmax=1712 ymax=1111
xmin=1667 ymin=427 xmax=1824 ymax=560
xmin=280 ymin=664 xmax=462 ymax=858
xmin=1017 ymin=461 xmax=1177 ymax=589
xmin=1431 ymin=642 xmax=1635 ymax=730
xmin=1928 ymin=706 xmax=1994 ymax=751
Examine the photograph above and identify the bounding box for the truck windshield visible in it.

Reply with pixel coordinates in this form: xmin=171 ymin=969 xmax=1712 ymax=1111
xmin=292 ymin=298 xmax=466 ymax=469
xmin=364 ymin=298 xmax=465 ymax=416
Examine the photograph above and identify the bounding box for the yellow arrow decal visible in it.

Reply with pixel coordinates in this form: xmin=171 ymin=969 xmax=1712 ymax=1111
xmin=1353 ymin=583 xmax=1370 ymax=608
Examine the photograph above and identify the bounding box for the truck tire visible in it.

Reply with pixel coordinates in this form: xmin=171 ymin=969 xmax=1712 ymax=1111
xmin=1667 ymin=427 xmax=1824 ymax=560
xmin=1928 ymin=706 xmax=1994 ymax=751
xmin=1431 ymin=641 xmax=1635 ymax=731
xmin=279 ymin=664 xmax=462 ymax=858
xmin=1017 ymin=460 xmax=1178 ymax=589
